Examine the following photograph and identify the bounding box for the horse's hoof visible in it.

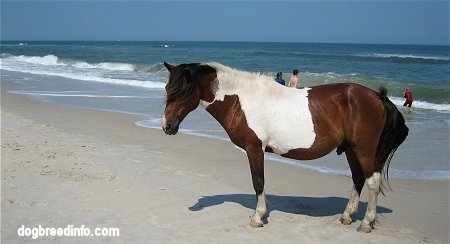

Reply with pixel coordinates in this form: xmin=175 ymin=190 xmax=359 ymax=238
xmin=339 ymin=217 xmax=352 ymax=225
xmin=356 ymin=225 xmax=372 ymax=233
xmin=249 ymin=220 xmax=263 ymax=228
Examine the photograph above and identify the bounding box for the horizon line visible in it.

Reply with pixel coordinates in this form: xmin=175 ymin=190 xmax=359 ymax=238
xmin=1 ymin=39 xmax=449 ymax=46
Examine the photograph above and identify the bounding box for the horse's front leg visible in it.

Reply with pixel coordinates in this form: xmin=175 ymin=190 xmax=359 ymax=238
xmin=246 ymin=145 xmax=267 ymax=227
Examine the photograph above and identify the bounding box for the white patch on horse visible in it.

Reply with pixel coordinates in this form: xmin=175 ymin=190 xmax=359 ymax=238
xmin=250 ymin=190 xmax=267 ymax=226
xmin=200 ymin=62 xmax=316 ymax=153
xmin=161 ymin=116 xmax=167 ymax=128
xmin=360 ymin=172 xmax=381 ymax=231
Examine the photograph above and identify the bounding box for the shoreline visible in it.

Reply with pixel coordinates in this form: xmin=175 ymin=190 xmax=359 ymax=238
xmin=2 ymin=89 xmax=449 ymax=243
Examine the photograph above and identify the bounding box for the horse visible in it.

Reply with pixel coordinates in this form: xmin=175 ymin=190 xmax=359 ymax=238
xmin=161 ymin=61 xmax=409 ymax=233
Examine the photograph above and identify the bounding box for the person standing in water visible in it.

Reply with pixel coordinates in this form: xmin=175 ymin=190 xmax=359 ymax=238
xmin=288 ymin=69 xmax=299 ymax=88
xmin=403 ymin=87 xmax=413 ymax=111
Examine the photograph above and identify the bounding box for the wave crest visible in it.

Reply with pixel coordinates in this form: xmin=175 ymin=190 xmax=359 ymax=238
xmin=73 ymin=61 xmax=135 ymax=71
xmin=1 ymin=54 xmax=167 ymax=89
xmin=11 ymin=54 xmax=62 ymax=66
xmin=359 ymin=53 xmax=449 ymax=62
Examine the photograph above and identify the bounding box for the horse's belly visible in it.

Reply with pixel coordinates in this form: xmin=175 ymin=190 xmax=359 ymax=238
xmin=259 ymin=110 xmax=315 ymax=153
xmin=267 ymin=133 xmax=314 ymax=155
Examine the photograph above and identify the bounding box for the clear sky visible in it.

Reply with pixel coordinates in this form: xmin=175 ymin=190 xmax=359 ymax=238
xmin=1 ymin=0 xmax=449 ymax=45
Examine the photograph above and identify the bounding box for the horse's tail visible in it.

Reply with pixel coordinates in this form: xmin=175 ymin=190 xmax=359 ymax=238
xmin=376 ymin=86 xmax=409 ymax=190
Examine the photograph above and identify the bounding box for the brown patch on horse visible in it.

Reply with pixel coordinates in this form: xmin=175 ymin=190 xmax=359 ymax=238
xmin=279 ymin=83 xmax=386 ymax=166
xmin=206 ymin=95 xmax=262 ymax=149
xmin=279 ymin=84 xmax=350 ymax=160
xmin=197 ymin=73 xmax=218 ymax=104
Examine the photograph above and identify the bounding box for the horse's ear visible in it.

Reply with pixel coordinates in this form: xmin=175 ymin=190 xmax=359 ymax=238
xmin=164 ymin=61 xmax=175 ymax=72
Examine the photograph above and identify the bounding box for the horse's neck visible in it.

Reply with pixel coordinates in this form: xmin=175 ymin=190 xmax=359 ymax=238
xmin=200 ymin=70 xmax=274 ymax=134
xmin=198 ymin=71 xmax=243 ymax=126
xmin=202 ymin=92 xmax=243 ymax=132
xmin=200 ymin=71 xmax=242 ymax=107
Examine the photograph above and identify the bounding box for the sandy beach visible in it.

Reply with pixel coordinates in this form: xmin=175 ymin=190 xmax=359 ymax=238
xmin=1 ymin=89 xmax=449 ymax=243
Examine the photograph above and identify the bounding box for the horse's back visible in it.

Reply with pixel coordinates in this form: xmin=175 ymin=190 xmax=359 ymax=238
xmin=308 ymin=83 xmax=383 ymax=116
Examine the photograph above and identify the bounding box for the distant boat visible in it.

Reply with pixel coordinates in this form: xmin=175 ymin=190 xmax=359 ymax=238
xmin=163 ymin=44 xmax=170 ymax=48
xmin=19 ymin=43 xmax=27 ymax=46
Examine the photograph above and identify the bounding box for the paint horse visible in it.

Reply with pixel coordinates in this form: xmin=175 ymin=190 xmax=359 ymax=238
xmin=162 ymin=62 xmax=408 ymax=233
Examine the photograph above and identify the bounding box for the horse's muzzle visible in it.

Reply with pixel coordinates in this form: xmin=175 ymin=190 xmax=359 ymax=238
xmin=162 ymin=121 xmax=179 ymax=135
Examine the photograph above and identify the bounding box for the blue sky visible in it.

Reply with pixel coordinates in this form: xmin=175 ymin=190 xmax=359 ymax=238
xmin=1 ymin=0 xmax=449 ymax=45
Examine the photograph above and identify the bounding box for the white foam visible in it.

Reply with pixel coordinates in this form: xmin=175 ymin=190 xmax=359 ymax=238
xmin=9 ymin=90 xmax=152 ymax=98
xmin=73 ymin=61 xmax=94 ymax=69
xmin=390 ymin=96 xmax=450 ymax=111
xmin=12 ymin=54 xmax=62 ymax=66
xmin=1 ymin=54 xmax=166 ymax=89
xmin=361 ymin=53 xmax=449 ymax=61
xmin=89 ymin=62 xmax=135 ymax=71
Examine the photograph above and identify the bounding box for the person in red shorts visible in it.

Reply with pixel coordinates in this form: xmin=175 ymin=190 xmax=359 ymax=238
xmin=403 ymin=87 xmax=413 ymax=112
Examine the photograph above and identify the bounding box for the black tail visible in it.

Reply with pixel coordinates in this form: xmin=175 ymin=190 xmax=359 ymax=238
xmin=376 ymin=86 xmax=409 ymax=189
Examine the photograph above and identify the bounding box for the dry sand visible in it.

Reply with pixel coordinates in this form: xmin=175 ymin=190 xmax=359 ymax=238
xmin=1 ymin=90 xmax=449 ymax=243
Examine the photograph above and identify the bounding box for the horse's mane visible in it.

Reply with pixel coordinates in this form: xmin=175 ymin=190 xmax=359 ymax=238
xmin=205 ymin=62 xmax=271 ymax=83
xmin=204 ymin=62 xmax=274 ymax=93
xmin=166 ymin=62 xmax=273 ymax=104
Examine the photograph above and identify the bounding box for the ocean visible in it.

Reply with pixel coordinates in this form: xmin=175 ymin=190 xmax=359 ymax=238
xmin=1 ymin=41 xmax=449 ymax=180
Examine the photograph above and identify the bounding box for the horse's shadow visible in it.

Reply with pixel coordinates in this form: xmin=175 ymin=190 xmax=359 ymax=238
xmin=189 ymin=194 xmax=392 ymax=220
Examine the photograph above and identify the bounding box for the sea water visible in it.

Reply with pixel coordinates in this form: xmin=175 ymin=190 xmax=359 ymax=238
xmin=1 ymin=41 xmax=449 ymax=180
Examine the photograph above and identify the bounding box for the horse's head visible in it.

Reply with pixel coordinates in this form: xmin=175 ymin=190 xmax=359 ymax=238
xmin=162 ymin=62 xmax=217 ymax=135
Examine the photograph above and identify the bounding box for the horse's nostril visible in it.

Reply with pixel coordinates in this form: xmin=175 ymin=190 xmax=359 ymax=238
xmin=163 ymin=121 xmax=178 ymax=135
xmin=165 ymin=123 xmax=172 ymax=131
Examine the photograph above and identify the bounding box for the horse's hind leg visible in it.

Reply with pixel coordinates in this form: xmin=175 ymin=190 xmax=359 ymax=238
xmin=350 ymin=148 xmax=381 ymax=233
xmin=340 ymin=148 xmax=366 ymax=225
xmin=358 ymin=171 xmax=381 ymax=233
